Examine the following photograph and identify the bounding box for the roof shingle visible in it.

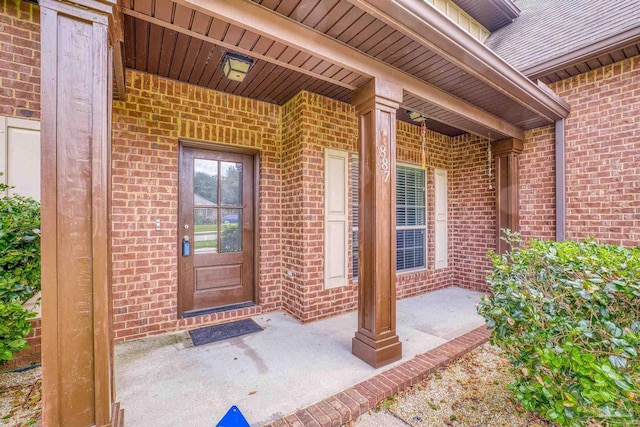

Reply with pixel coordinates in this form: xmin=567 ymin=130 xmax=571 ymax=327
xmin=486 ymin=0 xmax=640 ymax=72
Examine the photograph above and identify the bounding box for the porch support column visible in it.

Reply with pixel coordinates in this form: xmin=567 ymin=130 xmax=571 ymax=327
xmin=40 ymin=0 xmax=120 ymax=425
xmin=352 ymin=79 xmax=403 ymax=368
xmin=492 ymin=138 xmax=524 ymax=254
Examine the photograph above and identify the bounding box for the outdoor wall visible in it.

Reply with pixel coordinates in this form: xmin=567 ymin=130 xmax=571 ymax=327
xmin=549 ymin=56 xmax=640 ymax=247
xmin=0 ymin=0 xmax=41 ymax=371
xmin=450 ymin=134 xmax=495 ymax=292
xmin=452 ymin=55 xmax=640 ymax=291
xmin=282 ymin=92 xmax=360 ymax=322
xmin=111 ymin=70 xmax=282 ymax=341
xmin=520 ymin=56 xmax=640 ymax=247
xmin=280 ymin=93 xmax=456 ymax=323
xmin=395 ymin=122 xmax=455 ymax=298
xmin=0 ymin=0 xmax=40 ymax=120
xmin=111 ymin=81 xmax=458 ymax=337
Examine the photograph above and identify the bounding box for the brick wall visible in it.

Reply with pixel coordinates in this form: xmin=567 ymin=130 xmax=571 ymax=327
xmin=285 ymin=92 xmax=360 ymax=322
xmin=0 ymin=0 xmax=41 ymax=370
xmin=0 ymin=0 xmax=40 ymax=119
xmin=111 ymin=70 xmax=282 ymax=341
xmin=452 ymin=55 xmax=640 ymax=292
xmin=283 ymin=94 xmax=456 ymax=323
xmin=450 ymin=134 xmax=495 ymax=292
xmin=281 ymin=92 xmax=306 ymax=319
xmin=395 ymin=122 xmax=454 ymax=298
xmin=520 ymin=125 xmax=556 ymax=241
xmin=111 ymin=82 xmax=458 ymax=335
xmin=549 ymin=56 xmax=640 ymax=246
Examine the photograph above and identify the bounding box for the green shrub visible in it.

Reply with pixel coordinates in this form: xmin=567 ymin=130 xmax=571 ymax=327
xmin=0 ymin=177 xmax=41 ymax=364
xmin=0 ymin=301 xmax=35 ymax=362
xmin=478 ymin=234 xmax=640 ymax=426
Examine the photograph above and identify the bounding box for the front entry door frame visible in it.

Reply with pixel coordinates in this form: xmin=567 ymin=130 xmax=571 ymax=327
xmin=177 ymin=139 xmax=260 ymax=317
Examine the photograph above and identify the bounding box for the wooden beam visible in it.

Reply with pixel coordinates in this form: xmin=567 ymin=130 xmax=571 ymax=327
xmin=347 ymin=0 xmax=570 ymax=122
xmin=171 ymin=0 xmax=525 ymax=140
xmin=121 ymin=8 xmax=357 ymax=91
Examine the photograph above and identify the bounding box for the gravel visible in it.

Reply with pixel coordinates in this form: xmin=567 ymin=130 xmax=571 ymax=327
xmin=0 ymin=366 xmax=41 ymax=426
xmin=352 ymin=344 xmax=555 ymax=427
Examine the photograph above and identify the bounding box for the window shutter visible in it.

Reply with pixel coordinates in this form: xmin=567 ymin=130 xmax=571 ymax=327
xmin=0 ymin=116 xmax=41 ymax=200
xmin=324 ymin=149 xmax=349 ymax=289
xmin=434 ymin=168 xmax=448 ymax=269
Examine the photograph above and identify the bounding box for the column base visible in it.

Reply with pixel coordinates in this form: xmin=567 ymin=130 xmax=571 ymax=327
xmin=352 ymin=332 xmax=402 ymax=368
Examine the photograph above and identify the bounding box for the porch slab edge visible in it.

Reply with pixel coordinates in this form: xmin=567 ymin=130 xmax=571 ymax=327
xmin=263 ymin=325 xmax=490 ymax=427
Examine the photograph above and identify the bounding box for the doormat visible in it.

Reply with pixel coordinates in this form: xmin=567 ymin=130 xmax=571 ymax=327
xmin=188 ymin=319 xmax=263 ymax=347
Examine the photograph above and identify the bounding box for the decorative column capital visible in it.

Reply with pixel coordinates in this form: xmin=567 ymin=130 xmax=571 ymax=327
xmin=39 ymin=0 xmax=123 ymax=46
xmin=352 ymin=79 xmax=403 ymax=112
xmin=491 ymin=138 xmax=523 ymax=156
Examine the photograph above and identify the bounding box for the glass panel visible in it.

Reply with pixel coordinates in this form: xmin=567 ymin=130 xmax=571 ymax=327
xmin=220 ymin=162 xmax=243 ymax=206
xmin=352 ymin=155 xmax=359 ymax=278
xmin=221 ymin=208 xmax=242 ymax=253
xmin=396 ymin=166 xmax=425 ymax=226
xmin=194 ymin=208 xmax=218 ymax=254
xmin=194 ymin=159 xmax=218 ymax=206
xmin=352 ymin=229 xmax=359 ymax=278
xmin=396 ymin=229 xmax=426 ymax=271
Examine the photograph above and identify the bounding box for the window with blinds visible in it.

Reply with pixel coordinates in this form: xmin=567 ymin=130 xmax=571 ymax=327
xmin=351 ymin=155 xmax=360 ymax=279
xmin=352 ymin=156 xmax=427 ymax=277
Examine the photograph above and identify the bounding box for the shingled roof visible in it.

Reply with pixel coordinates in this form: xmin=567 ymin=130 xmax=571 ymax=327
xmin=486 ymin=0 xmax=640 ymax=77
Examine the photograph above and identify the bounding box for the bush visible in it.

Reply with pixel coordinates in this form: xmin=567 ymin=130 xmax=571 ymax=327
xmin=0 ymin=178 xmax=41 ymax=364
xmin=478 ymin=234 xmax=640 ymax=426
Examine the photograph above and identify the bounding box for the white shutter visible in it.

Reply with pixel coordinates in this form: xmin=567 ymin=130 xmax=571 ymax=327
xmin=0 ymin=116 xmax=41 ymax=200
xmin=324 ymin=149 xmax=349 ymax=289
xmin=434 ymin=168 xmax=448 ymax=269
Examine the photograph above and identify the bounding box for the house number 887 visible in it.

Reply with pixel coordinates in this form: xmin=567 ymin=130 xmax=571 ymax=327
xmin=378 ymin=144 xmax=390 ymax=182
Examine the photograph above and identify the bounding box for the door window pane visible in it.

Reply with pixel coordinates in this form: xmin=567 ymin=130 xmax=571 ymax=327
xmin=220 ymin=209 xmax=242 ymax=253
xmin=194 ymin=208 xmax=218 ymax=254
xmin=194 ymin=159 xmax=218 ymax=206
xmin=220 ymin=162 xmax=243 ymax=206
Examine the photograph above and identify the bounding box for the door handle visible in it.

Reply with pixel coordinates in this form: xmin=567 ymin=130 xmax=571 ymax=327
xmin=182 ymin=235 xmax=191 ymax=257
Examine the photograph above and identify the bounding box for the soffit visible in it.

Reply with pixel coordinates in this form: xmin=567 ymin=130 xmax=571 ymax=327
xmin=249 ymin=0 xmax=547 ymax=129
xmin=451 ymin=0 xmax=519 ymax=32
xmin=120 ymin=0 xmax=553 ymax=136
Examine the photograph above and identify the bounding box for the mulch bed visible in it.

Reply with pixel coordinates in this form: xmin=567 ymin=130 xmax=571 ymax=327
xmin=0 ymin=366 xmax=41 ymax=426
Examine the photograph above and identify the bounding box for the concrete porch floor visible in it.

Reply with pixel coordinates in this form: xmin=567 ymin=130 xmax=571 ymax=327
xmin=115 ymin=286 xmax=485 ymax=427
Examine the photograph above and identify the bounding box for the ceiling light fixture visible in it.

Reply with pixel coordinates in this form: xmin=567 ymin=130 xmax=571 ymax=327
xmin=222 ymin=52 xmax=254 ymax=82
xmin=407 ymin=110 xmax=427 ymax=122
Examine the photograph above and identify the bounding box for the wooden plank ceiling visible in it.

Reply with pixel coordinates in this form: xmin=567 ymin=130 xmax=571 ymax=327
xmin=122 ymin=0 xmax=548 ymax=136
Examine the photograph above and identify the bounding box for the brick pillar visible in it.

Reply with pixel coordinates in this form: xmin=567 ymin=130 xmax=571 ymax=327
xmin=40 ymin=0 xmax=121 ymax=425
xmin=352 ymin=79 xmax=402 ymax=368
xmin=492 ymin=138 xmax=523 ymax=254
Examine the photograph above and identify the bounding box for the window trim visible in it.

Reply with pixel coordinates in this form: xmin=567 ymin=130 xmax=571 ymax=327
xmin=395 ymin=162 xmax=428 ymax=273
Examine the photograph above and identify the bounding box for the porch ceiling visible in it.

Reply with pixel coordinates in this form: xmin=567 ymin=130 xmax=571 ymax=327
xmin=120 ymin=0 xmax=568 ymax=138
